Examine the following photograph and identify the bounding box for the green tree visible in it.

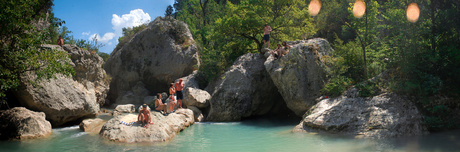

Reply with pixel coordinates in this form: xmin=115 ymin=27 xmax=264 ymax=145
xmin=343 ymin=0 xmax=382 ymax=79
xmin=213 ymin=0 xmax=316 ymax=52
xmin=0 ymin=0 xmax=74 ymax=104
xmin=165 ymin=5 xmax=174 ymax=16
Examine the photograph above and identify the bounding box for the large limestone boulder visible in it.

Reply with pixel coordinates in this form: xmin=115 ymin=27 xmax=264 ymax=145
xmin=264 ymin=38 xmax=332 ymax=116
xmin=293 ymin=93 xmax=428 ymax=138
xmin=14 ymin=44 xmax=109 ymax=126
xmin=15 ymin=73 xmax=100 ymax=126
xmin=100 ymin=109 xmax=194 ymax=142
xmin=206 ymin=53 xmax=284 ymax=121
xmin=105 ymin=17 xmax=200 ymax=106
xmin=0 ymin=107 xmax=52 ymax=140
xmin=184 ymin=87 xmax=210 ymax=108
xmin=41 ymin=44 xmax=110 ymax=106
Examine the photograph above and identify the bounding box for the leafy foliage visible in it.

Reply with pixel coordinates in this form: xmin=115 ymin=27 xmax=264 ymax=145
xmin=114 ymin=23 xmax=148 ymax=51
xmin=172 ymin=0 xmax=317 ymax=81
xmin=321 ymin=76 xmax=351 ymax=97
xmin=0 ymin=0 xmax=74 ymax=103
xmin=165 ymin=5 xmax=174 ymax=16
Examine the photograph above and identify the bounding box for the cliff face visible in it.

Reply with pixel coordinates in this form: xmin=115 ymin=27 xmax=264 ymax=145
xmin=264 ymin=38 xmax=332 ymax=116
xmin=14 ymin=44 xmax=109 ymax=126
xmin=206 ymin=53 xmax=285 ymax=121
xmin=104 ymin=17 xmax=200 ymax=107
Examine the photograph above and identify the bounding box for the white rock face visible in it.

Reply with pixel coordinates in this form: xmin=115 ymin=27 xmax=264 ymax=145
xmin=264 ymin=38 xmax=333 ymax=116
xmin=15 ymin=73 xmax=100 ymax=126
xmin=184 ymin=87 xmax=210 ymax=108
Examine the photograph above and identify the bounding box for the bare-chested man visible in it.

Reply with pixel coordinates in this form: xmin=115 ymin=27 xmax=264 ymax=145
xmin=57 ymin=35 xmax=64 ymax=47
xmin=138 ymin=104 xmax=151 ymax=128
xmin=263 ymin=23 xmax=272 ymax=48
xmin=175 ymin=78 xmax=185 ymax=108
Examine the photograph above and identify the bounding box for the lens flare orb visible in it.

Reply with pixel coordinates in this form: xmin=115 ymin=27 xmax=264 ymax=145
xmin=308 ymin=0 xmax=322 ymax=16
xmin=406 ymin=3 xmax=420 ymax=23
xmin=353 ymin=0 xmax=366 ymax=18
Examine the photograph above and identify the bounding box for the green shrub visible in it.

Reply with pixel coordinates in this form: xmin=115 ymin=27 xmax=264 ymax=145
xmin=321 ymin=76 xmax=351 ymax=97
xmin=356 ymin=81 xmax=380 ymax=97
xmin=424 ymin=105 xmax=455 ymax=131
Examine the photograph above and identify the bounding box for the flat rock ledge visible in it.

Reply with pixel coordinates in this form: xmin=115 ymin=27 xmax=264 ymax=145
xmin=100 ymin=109 xmax=194 ymax=143
xmin=293 ymin=93 xmax=428 ymax=138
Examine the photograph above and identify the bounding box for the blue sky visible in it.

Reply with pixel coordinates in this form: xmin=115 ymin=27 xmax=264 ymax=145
xmin=53 ymin=0 xmax=175 ymax=54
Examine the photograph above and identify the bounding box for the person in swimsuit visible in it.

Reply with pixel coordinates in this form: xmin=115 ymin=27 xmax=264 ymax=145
xmin=138 ymin=104 xmax=151 ymax=128
xmin=169 ymin=83 xmax=176 ymax=113
xmin=155 ymin=93 xmax=166 ymax=114
xmin=270 ymin=44 xmax=282 ymax=59
xmin=263 ymin=23 xmax=272 ymax=48
xmin=175 ymin=78 xmax=185 ymax=108
xmin=281 ymin=41 xmax=291 ymax=56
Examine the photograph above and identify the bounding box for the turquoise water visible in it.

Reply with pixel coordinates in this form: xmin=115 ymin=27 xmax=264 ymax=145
xmin=1 ymin=117 xmax=460 ymax=152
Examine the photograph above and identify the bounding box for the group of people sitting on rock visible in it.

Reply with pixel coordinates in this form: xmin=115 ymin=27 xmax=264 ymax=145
xmin=137 ymin=78 xmax=185 ymax=128
xmin=263 ymin=23 xmax=291 ymax=59
xmin=270 ymin=41 xmax=291 ymax=59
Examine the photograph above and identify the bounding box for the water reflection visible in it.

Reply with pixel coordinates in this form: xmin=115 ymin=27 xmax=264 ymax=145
xmin=0 ymin=118 xmax=459 ymax=151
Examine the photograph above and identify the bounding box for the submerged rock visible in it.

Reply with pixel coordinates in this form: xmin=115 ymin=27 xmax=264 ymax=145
xmin=79 ymin=118 xmax=106 ymax=134
xmin=206 ymin=53 xmax=284 ymax=121
xmin=100 ymin=108 xmax=194 ymax=143
xmin=264 ymin=38 xmax=332 ymax=116
xmin=293 ymin=93 xmax=428 ymax=138
xmin=0 ymin=107 xmax=52 ymax=140
xmin=105 ymin=17 xmax=200 ymax=106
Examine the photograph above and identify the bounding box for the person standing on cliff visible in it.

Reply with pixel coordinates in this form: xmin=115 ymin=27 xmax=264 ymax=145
xmin=138 ymin=104 xmax=151 ymax=128
xmin=57 ymin=35 xmax=64 ymax=47
xmin=263 ymin=23 xmax=272 ymax=48
xmin=175 ymin=78 xmax=185 ymax=108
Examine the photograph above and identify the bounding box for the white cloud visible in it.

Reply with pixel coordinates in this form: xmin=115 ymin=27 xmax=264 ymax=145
xmin=111 ymin=9 xmax=151 ymax=36
xmin=89 ymin=9 xmax=151 ymax=53
xmin=82 ymin=31 xmax=91 ymax=36
xmin=89 ymin=32 xmax=115 ymax=43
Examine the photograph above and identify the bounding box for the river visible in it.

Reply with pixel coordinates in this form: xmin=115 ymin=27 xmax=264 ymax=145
xmin=1 ymin=117 xmax=459 ymax=152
